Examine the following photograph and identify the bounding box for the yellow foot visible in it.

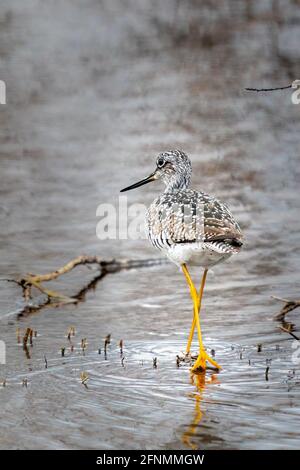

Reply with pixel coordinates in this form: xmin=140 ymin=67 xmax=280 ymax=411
xmin=191 ymin=350 xmax=222 ymax=372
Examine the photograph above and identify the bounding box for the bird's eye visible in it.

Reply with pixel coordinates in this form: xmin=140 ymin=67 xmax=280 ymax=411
xmin=157 ymin=157 xmax=165 ymax=168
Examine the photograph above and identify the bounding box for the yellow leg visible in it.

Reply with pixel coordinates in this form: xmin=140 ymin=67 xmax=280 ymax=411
xmin=186 ymin=269 xmax=208 ymax=355
xmin=182 ymin=264 xmax=221 ymax=372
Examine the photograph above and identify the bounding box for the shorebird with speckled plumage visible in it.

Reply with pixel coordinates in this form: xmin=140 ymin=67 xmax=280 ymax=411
xmin=121 ymin=150 xmax=243 ymax=372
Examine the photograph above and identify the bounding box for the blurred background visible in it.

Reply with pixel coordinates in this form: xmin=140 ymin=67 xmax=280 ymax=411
xmin=0 ymin=0 xmax=300 ymax=450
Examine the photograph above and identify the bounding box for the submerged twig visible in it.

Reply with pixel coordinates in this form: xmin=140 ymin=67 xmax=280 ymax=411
xmin=23 ymin=327 xmax=33 ymax=350
xmin=272 ymin=295 xmax=300 ymax=322
xmin=265 ymin=367 xmax=270 ymax=381
xmin=279 ymin=326 xmax=300 ymax=341
xmin=104 ymin=334 xmax=111 ymax=360
xmin=22 ymin=378 xmax=28 ymax=388
xmin=10 ymin=256 xmax=166 ymax=316
xmin=23 ymin=285 xmax=32 ymax=301
xmin=67 ymin=326 xmax=76 ymax=341
xmin=80 ymin=371 xmax=89 ymax=388
xmin=29 ymin=329 xmax=33 ymax=346
xmin=16 ymin=327 xmax=21 ymax=344
xmin=81 ymin=338 xmax=87 ymax=354
xmin=245 ymin=84 xmax=292 ymax=92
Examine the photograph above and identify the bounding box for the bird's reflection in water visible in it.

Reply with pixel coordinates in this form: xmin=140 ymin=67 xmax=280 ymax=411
xmin=182 ymin=371 xmax=219 ymax=450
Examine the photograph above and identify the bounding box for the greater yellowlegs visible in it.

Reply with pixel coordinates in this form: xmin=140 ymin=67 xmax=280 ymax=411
xmin=121 ymin=150 xmax=243 ymax=372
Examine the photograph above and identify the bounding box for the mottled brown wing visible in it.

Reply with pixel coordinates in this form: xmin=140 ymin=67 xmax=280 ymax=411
xmin=203 ymin=198 xmax=243 ymax=246
xmin=146 ymin=190 xmax=243 ymax=249
xmin=147 ymin=196 xmax=201 ymax=246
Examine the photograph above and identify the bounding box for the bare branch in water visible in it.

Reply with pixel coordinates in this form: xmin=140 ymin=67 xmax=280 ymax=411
xmin=279 ymin=326 xmax=300 ymax=341
xmin=272 ymin=295 xmax=300 ymax=322
xmin=245 ymin=85 xmax=292 ymax=92
xmin=7 ymin=255 xmax=167 ymax=317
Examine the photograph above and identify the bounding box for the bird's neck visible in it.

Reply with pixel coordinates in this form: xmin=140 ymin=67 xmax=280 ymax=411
xmin=164 ymin=174 xmax=191 ymax=192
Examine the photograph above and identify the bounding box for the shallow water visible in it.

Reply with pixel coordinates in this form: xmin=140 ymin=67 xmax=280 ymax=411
xmin=0 ymin=0 xmax=300 ymax=450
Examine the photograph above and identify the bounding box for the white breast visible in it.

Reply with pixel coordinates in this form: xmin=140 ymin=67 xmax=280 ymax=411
xmin=164 ymin=242 xmax=232 ymax=268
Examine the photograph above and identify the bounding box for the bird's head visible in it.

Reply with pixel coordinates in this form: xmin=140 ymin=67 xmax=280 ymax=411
xmin=120 ymin=150 xmax=192 ymax=193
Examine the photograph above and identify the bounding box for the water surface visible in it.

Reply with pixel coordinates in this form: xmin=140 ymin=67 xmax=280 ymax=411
xmin=0 ymin=0 xmax=300 ymax=450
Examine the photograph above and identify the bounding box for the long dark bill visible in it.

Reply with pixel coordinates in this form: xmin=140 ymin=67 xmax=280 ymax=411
xmin=120 ymin=171 xmax=156 ymax=192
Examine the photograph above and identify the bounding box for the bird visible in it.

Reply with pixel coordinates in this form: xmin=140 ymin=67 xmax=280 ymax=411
xmin=120 ymin=150 xmax=243 ymax=372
